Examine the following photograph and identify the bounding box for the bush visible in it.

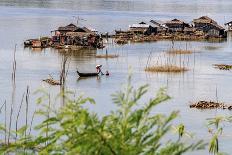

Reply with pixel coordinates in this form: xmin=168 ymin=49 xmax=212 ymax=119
xmin=0 ymin=75 xmax=205 ymax=154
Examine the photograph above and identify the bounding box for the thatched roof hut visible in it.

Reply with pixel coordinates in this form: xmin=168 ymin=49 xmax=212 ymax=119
xmin=56 ymin=23 xmax=95 ymax=35
xmin=193 ymin=16 xmax=217 ymax=25
xmin=165 ymin=19 xmax=189 ymax=32
xmin=166 ymin=19 xmax=185 ymax=25
xmin=193 ymin=16 xmax=225 ymax=37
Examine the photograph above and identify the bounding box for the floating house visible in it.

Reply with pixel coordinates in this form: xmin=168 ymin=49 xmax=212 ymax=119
xmin=225 ymin=21 xmax=232 ymax=31
xmin=32 ymin=40 xmax=42 ymax=48
xmin=150 ymin=20 xmax=168 ymax=33
xmin=193 ymin=16 xmax=217 ymax=29
xmin=164 ymin=19 xmax=189 ymax=32
xmin=193 ymin=16 xmax=226 ymax=37
xmin=51 ymin=23 xmax=103 ymax=48
xmin=129 ymin=22 xmax=157 ymax=35
xmin=31 ymin=37 xmax=51 ymax=48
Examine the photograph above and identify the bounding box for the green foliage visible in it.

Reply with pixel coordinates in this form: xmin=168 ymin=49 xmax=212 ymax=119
xmin=207 ymin=116 xmax=232 ymax=155
xmin=0 ymin=76 xmax=205 ymax=154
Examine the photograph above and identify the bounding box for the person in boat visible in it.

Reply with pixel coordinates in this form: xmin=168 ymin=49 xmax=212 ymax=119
xmin=96 ymin=65 xmax=104 ymax=75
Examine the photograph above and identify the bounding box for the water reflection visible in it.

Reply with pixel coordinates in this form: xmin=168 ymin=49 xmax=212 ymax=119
xmin=77 ymin=76 xmax=102 ymax=82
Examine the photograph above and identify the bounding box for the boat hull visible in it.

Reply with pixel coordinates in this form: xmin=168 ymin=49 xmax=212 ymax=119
xmin=77 ymin=71 xmax=99 ymax=77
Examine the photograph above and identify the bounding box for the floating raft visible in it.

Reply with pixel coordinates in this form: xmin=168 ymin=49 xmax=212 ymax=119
xmin=213 ymin=64 xmax=232 ymax=70
xmin=42 ymin=78 xmax=61 ymax=85
xmin=190 ymin=101 xmax=232 ymax=110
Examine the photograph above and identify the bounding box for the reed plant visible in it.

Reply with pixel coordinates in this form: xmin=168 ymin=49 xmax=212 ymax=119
xmin=167 ymin=49 xmax=193 ymax=55
xmin=145 ymin=65 xmax=188 ymax=73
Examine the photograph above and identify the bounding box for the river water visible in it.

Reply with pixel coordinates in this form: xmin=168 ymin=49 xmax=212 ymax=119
xmin=1 ymin=0 xmax=232 ymax=154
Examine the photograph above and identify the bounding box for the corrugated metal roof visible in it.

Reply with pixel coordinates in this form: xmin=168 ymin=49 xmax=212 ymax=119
xmin=129 ymin=24 xmax=149 ymax=28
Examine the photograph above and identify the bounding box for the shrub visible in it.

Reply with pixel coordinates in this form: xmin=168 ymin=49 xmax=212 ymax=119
xmin=0 ymin=75 xmax=205 ymax=154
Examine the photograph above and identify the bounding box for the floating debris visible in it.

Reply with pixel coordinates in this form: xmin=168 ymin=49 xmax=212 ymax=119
xmin=213 ymin=64 xmax=232 ymax=70
xmin=96 ymin=54 xmax=119 ymax=58
xmin=42 ymin=78 xmax=61 ymax=85
xmin=167 ymin=49 xmax=193 ymax=55
xmin=190 ymin=101 xmax=232 ymax=110
xmin=204 ymin=46 xmax=221 ymax=51
xmin=115 ymin=39 xmax=128 ymax=44
xmin=145 ymin=65 xmax=188 ymax=73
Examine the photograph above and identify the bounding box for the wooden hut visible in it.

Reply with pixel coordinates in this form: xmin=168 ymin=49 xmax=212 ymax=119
xmin=129 ymin=22 xmax=157 ymax=35
xmin=52 ymin=23 xmax=101 ymax=46
xmin=165 ymin=19 xmax=189 ymax=32
xmin=206 ymin=23 xmax=226 ymax=37
xmin=193 ymin=16 xmax=217 ymax=29
xmin=193 ymin=16 xmax=226 ymax=37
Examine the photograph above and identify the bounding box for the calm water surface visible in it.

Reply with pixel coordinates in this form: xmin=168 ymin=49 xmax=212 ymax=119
xmin=1 ymin=0 xmax=232 ymax=154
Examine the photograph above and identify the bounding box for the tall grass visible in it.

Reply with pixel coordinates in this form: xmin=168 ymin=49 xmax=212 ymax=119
xmin=145 ymin=65 xmax=188 ymax=73
xmin=145 ymin=51 xmax=189 ymax=73
xmin=167 ymin=49 xmax=193 ymax=55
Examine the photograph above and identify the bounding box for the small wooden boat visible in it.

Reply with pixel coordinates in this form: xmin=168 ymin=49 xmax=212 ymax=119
xmin=77 ymin=70 xmax=99 ymax=77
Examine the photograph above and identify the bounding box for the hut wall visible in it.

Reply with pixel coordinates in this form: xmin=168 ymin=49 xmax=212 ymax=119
xmin=166 ymin=24 xmax=184 ymax=32
xmin=207 ymin=29 xmax=220 ymax=37
xmin=194 ymin=23 xmax=208 ymax=29
xmin=129 ymin=28 xmax=147 ymax=35
xmin=146 ymin=26 xmax=157 ymax=35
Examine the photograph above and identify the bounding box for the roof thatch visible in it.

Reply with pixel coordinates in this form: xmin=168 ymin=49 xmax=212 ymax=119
xmin=165 ymin=19 xmax=185 ymax=25
xmin=73 ymin=27 xmax=93 ymax=33
xmin=210 ymin=23 xmax=225 ymax=30
xmin=150 ymin=20 xmax=165 ymax=26
xmin=139 ymin=21 xmax=146 ymax=24
xmin=58 ymin=23 xmax=78 ymax=31
xmin=57 ymin=23 xmax=95 ymax=34
xmin=193 ymin=16 xmax=217 ymax=24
